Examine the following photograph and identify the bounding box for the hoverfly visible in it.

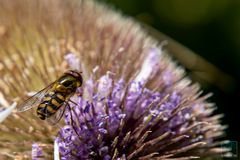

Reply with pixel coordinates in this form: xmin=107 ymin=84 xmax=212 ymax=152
xmin=17 ymin=70 xmax=83 ymax=125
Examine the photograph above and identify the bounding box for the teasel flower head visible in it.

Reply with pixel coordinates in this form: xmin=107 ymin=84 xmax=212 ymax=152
xmin=0 ymin=0 xmax=231 ymax=159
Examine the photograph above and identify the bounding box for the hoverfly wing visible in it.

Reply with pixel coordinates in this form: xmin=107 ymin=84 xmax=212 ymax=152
xmin=17 ymin=82 xmax=55 ymax=112
xmin=46 ymin=103 xmax=67 ymax=125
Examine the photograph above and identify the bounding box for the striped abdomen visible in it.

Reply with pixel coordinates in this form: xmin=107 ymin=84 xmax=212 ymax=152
xmin=37 ymin=91 xmax=66 ymax=120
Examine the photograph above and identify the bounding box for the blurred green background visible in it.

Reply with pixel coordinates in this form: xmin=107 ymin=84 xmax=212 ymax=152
xmin=97 ymin=0 xmax=240 ymax=144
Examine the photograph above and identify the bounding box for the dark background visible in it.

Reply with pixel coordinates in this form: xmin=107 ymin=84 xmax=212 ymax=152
xmin=97 ymin=0 xmax=240 ymax=146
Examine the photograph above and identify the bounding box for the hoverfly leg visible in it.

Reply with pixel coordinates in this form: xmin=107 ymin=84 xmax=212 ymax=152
xmin=67 ymin=99 xmax=82 ymax=129
xmin=66 ymin=102 xmax=82 ymax=140
xmin=68 ymin=99 xmax=80 ymax=107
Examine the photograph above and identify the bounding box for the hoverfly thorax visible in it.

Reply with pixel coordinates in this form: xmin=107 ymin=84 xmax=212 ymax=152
xmin=65 ymin=70 xmax=83 ymax=87
xmin=56 ymin=70 xmax=83 ymax=93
